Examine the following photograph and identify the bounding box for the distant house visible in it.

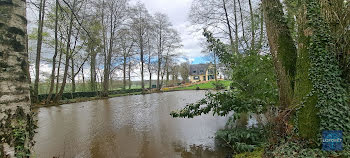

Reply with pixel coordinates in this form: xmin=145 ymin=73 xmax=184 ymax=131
xmin=189 ymin=63 xmax=218 ymax=83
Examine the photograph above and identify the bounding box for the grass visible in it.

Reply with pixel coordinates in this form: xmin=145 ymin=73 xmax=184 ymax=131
xmin=234 ymin=148 xmax=264 ymax=158
xmin=36 ymin=80 xmax=231 ymax=107
xmin=172 ymin=80 xmax=232 ymax=91
xmin=36 ymin=81 xmax=154 ymax=94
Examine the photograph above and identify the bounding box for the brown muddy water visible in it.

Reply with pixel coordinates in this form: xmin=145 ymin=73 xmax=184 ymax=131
xmin=33 ymin=90 xmax=231 ymax=158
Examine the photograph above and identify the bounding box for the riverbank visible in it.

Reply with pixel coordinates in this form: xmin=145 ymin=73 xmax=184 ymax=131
xmin=34 ymin=80 xmax=232 ymax=108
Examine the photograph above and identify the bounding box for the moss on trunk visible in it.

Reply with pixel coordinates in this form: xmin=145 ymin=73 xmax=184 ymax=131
xmin=262 ymin=0 xmax=297 ymax=109
xmin=293 ymin=4 xmax=319 ymax=140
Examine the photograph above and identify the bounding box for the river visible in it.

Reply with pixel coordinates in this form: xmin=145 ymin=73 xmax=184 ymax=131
xmin=33 ymin=90 xmax=231 ymax=158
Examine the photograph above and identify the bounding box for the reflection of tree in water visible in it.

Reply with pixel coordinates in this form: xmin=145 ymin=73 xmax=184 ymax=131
xmin=172 ymin=142 xmax=232 ymax=158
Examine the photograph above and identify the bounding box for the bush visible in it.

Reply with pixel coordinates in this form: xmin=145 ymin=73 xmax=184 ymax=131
xmin=265 ymin=139 xmax=350 ymax=158
xmin=215 ymin=127 xmax=267 ymax=154
xmin=211 ymin=81 xmax=225 ymax=90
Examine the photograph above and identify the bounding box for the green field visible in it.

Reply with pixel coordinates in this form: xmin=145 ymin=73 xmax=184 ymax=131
xmin=172 ymin=80 xmax=231 ymax=91
xmin=36 ymin=80 xmax=155 ymax=94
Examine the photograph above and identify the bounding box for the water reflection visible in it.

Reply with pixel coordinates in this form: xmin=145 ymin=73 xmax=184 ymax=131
xmin=33 ymin=91 xmax=230 ymax=157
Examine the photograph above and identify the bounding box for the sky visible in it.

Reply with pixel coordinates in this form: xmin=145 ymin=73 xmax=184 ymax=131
xmin=26 ymin=0 xmax=208 ymax=81
xmin=135 ymin=0 xmax=206 ymax=62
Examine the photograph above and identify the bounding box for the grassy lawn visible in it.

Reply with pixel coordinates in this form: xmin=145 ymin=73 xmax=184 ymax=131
xmin=172 ymin=80 xmax=232 ymax=91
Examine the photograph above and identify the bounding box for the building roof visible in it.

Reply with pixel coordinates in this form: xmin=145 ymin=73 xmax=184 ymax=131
xmin=189 ymin=64 xmax=210 ymax=76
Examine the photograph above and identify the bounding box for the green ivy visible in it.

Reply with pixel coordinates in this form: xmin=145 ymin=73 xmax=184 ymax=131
xmin=306 ymin=0 xmax=350 ymax=150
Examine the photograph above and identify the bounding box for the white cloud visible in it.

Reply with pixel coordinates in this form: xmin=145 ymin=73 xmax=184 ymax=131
xmin=136 ymin=0 xmax=204 ymax=59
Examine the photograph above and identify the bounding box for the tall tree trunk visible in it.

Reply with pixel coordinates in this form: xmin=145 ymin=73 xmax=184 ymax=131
xmin=102 ymin=11 xmax=114 ymax=97
xmin=148 ymin=38 xmax=152 ymax=89
xmin=0 ymin=1 xmax=34 ymax=156
xmin=166 ymin=60 xmax=169 ymax=86
xmin=294 ymin=2 xmax=319 ymax=140
xmin=46 ymin=0 xmax=59 ymax=103
xmin=262 ymin=0 xmax=297 ymax=109
xmin=140 ymin=37 xmax=145 ymax=92
xmin=157 ymin=28 xmax=162 ymax=90
xmin=233 ymin=0 xmax=239 ymax=54
xmin=222 ymin=0 xmax=235 ymax=53
xmin=54 ymin=0 xmax=76 ymax=103
xmin=123 ymin=55 xmax=127 ymax=90
xmin=157 ymin=57 xmax=161 ymax=89
xmin=71 ymin=57 xmax=75 ymax=93
xmin=248 ymin=0 xmax=256 ymax=53
xmin=148 ymin=56 xmax=152 ymax=89
xmin=237 ymin=0 xmax=248 ymax=48
xmin=214 ymin=54 xmax=218 ymax=83
xmin=257 ymin=7 xmax=264 ymax=51
xmin=34 ymin=0 xmax=47 ymax=102
xmin=90 ymin=47 xmax=96 ymax=91
xmin=128 ymin=58 xmax=132 ymax=89
xmin=56 ymin=38 xmax=63 ymax=94
xmin=81 ymin=65 xmax=85 ymax=91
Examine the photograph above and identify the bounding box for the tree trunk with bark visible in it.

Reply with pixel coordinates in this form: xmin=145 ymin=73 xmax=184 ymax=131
xmin=123 ymin=55 xmax=127 ymax=90
xmin=128 ymin=57 xmax=132 ymax=89
xmin=0 ymin=1 xmax=34 ymax=157
xmin=34 ymin=0 xmax=47 ymax=102
xmin=222 ymin=0 xmax=235 ymax=53
xmin=46 ymin=0 xmax=59 ymax=103
xmin=71 ymin=57 xmax=75 ymax=93
xmin=294 ymin=3 xmax=319 ymax=140
xmin=102 ymin=12 xmax=114 ymax=97
xmin=262 ymin=0 xmax=297 ymax=109
xmin=54 ymin=0 xmax=76 ymax=103
xmin=90 ymin=48 xmax=97 ymax=91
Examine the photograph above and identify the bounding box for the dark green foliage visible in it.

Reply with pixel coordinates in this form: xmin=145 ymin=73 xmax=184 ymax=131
xmin=203 ymin=29 xmax=233 ymax=65
xmin=216 ymin=127 xmax=267 ymax=154
xmin=171 ymin=91 xmax=246 ymax=118
xmin=269 ymin=0 xmax=350 ymax=155
xmin=231 ymin=54 xmax=277 ymax=106
xmin=306 ymin=0 xmax=350 ymax=149
xmin=171 ymin=29 xmax=277 ymax=122
xmin=266 ymin=138 xmax=350 ymax=157
xmin=277 ymin=33 xmax=297 ymax=90
xmin=0 ymin=107 xmax=37 ymax=158
xmin=211 ymin=81 xmax=225 ymax=90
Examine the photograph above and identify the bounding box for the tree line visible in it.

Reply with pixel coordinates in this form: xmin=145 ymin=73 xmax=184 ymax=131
xmin=27 ymin=0 xmax=188 ymax=104
xmin=0 ymin=0 xmax=190 ymax=156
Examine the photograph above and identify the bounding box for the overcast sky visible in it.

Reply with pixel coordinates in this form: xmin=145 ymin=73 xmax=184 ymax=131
xmin=135 ymin=0 xmax=205 ymax=62
xmin=26 ymin=0 xmax=207 ymax=81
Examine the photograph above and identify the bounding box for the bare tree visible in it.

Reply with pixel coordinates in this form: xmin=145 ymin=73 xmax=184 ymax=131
xmin=153 ymin=13 xmax=181 ymax=89
xmin=179 ymin=62 xmax=190 ymax=82
xmin=117 ymin=28 xmax=135 ymax=90
xmin=47 ymin=0 xmax=60 ymax=103
xmin=34 ymin=0 xmax=47 ymax=102
xmin=100 ymin=0 xmax=129 ymax=96
xmin=130 ymin=3 xmax=152 ymax=92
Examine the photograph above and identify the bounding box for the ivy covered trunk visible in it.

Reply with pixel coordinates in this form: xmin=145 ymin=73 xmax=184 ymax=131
xmin=262 ymin=0 xmax=297 ymax=109
xmin=305 ymin=0 xmax=350 ymax=149
xmin=0 ymin=0 xmax=35 ymax=157
xmin=294 ymin=2 xmax=319 ymax=141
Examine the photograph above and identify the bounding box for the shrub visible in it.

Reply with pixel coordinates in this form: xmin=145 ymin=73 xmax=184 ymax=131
xmin=215 ymin=127 xmax=267 ymax=154
xmin=211 ymin=81 xmax=225 ymax=90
